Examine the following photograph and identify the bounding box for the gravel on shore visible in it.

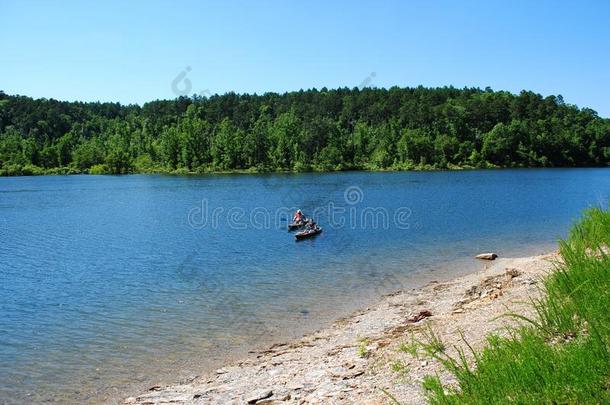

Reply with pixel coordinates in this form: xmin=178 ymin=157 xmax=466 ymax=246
xmin=126 ymin=252 xmax=556 ymax=405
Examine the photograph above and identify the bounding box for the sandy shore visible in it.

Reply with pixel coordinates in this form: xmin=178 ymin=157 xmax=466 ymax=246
xmin=125 ymin=252 xmax=557 ymax=404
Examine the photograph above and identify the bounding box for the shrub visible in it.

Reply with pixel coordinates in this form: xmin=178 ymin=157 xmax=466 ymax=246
xmin=89 ymin=164 xmax=111 ymax=175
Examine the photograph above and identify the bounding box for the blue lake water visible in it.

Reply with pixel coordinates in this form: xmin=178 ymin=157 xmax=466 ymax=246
xmin=1 ymin=169 xmax=609 ymax=403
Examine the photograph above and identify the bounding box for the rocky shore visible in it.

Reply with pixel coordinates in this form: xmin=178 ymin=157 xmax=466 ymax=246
xmin=126 ymin=252 xmax=556 ymax=405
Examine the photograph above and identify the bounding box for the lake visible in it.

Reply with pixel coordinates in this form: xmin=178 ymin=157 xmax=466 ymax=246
xmin=1 ymin=169 xmax=609 ymax=403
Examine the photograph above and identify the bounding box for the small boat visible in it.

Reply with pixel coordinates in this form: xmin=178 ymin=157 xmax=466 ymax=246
xmin=295 ymin=227 xmax=322 ymax=241
xmin=287 ymin=221 xmax=306 ymax=231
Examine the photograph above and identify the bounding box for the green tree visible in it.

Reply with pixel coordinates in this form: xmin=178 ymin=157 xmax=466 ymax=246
xmin=105 ymin=132 xmax=132 ymax=173
xmin=72 ymin=137 xmax=105 ymax=170
xmin=211 ymin=118 xmax=240 ymax=170
xmin=397 ymin=128 xmax=435 ymax=166
xmin=0 ymin=87 xmax=608 ymax=175
xmin=268 ymin=111 xmax=302 ymax=169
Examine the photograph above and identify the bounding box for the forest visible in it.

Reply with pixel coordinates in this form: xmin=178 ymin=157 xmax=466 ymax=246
xmin=0 ymin=86 xmax=609 ymax=176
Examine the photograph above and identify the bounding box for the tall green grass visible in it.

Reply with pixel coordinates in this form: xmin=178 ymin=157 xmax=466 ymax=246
xmin=418 ymin=207 xmax=610 ymax=404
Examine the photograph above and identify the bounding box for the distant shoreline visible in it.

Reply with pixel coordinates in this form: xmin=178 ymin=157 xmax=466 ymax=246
xmin=3 ymin=87 xmax=609 ymax=178
xmin=2 ymin=165 xmax=609 ymax=178
xmin=126 ymin=251 xmax=557 ymax=404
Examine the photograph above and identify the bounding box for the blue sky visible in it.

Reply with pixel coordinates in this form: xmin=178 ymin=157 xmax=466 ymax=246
xmin=1 ymin=0 xmax=609 ymax=116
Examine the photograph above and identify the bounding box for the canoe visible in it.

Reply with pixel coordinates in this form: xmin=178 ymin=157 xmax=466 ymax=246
xmin=295 ymin=227 xmax=322 ymax=241
xmin=287 ymin=221 xmax=306 ymax=231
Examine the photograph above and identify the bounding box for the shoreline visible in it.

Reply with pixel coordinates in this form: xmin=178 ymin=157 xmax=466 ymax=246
xmin=2 ymin=166 xmax=608 ymax=178
xmin=125 ymin=251 xmax=557 ymax=404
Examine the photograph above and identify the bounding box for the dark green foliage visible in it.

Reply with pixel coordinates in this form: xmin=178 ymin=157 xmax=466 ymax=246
xmin=0 ymin=87 xmax=608 ymax=175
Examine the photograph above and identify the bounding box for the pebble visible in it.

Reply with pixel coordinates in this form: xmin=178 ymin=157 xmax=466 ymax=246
xmin=246 ymin=389 xmax=273 ymax=404
xmin=124 ymin=253 xmax=555 ymax=405
xmin=476 ymin=252 xmax=498 ymax=260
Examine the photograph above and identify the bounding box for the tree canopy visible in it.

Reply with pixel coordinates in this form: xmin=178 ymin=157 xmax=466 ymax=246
xmin=0 ymin=86 xmax=608 ymax=175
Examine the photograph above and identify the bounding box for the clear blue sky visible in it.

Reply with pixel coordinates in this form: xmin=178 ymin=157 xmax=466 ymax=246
xmin=1 ymin=0 xmax=609 ymax=116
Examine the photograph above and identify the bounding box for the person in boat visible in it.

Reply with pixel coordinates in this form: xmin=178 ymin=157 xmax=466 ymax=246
xmin=308 ymin=219 xmax=317 ymax=230
xmin=293 ymin=209 xmax=303 ymax=223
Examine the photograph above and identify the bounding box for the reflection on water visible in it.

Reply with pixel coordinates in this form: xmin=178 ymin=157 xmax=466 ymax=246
xmin=0 ymin=169 xmax=609 ymax=403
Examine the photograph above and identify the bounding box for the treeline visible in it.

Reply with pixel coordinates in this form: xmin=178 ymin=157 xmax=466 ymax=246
xmin=0 ymin=86 xmax=609 ymax=175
